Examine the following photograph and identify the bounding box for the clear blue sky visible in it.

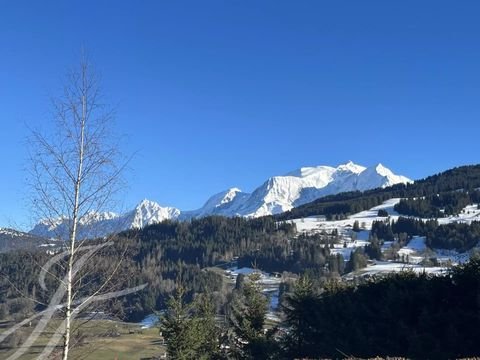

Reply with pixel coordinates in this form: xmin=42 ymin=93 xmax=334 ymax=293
xmin=1 ymin=1 xmax=480 ymax=229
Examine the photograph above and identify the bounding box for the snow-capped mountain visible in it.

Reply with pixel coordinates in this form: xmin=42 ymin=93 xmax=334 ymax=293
xmin=180 ymin=188 xmax=249 ymax=219
xmin=125 ymin=199 xmax=180 ymax=228
xmin=178 ymin=161 xmax=410 ymax=219
xmin=217 ymin=161 xmax=411 ymax=218
xmin=355 ymin=163 xmax=411 ymax=191
xmin=30 ymin=161 xmax=411 ymax=239
xmin=30 ymin=200 xmax=181 ymax=240
xmin=0 ymin=228 xmax=52 ymax=253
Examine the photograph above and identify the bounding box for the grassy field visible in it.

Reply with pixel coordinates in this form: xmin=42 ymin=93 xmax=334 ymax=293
xmin=0 ymin=319 xmax=165 ymax=359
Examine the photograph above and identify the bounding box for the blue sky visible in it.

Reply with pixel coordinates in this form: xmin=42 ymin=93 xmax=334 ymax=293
xmin=1 ymin=1 xmax=480 ymax=228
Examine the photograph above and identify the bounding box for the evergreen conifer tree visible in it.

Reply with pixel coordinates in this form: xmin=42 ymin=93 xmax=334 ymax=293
xmin=227 ymin=273 xmax=271 ymax=359
xmin=160 ymin=288 xmax=220 ymax=359
xmin=282 ymin=276 xmax=318 ymax=358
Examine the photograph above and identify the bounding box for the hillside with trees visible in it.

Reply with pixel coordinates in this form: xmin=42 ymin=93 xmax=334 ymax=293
xmin=279 ymin=259 xmax=480 ymax=359
xmin=154 ymin=258 xmax=480 ymax=359
xmin=0 ymin=216 xmax=295 ymax=323
xmin=369 ymin=217 xmax=480 ymax=252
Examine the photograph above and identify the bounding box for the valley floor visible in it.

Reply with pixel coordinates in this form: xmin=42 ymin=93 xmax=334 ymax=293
xmin=0 ymin=319 xmax=165 ymax=360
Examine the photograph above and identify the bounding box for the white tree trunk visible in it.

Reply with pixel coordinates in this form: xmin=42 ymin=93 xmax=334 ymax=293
xmin=62 ymin=94 xmax=86 ymax=360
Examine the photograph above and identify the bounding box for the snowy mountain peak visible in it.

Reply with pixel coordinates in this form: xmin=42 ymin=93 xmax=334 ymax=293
xmin=0 ymin=228 xmax=35 ymax=238
xmin=336 ymin=161 xmax=366 ymax=174
xmin=202 ymin=188 xmax=244 ymax=209
xmin=135 ymin=199 xmax=165 ymax=212
xmin=373 ymin=163 xmax=390 ymax=175
xmin=138 ymin=198 xmax=155 ymax=207
xmin=30 ymin=200 xmax=181 ymax=240
xmin=286 ymin=165 xmax=335 ymax=178
xmin=130 ymin=199 xmax=180 ymax=229
xmin=220 ymin=188 xmax=242 ymax=204
xmin=181 ymin=187 xmax=249 ymax=219
xmin=79 ymin=211 xmax=118 ymax=225
xmin=356 ymin=163 xmax=412 ymax=191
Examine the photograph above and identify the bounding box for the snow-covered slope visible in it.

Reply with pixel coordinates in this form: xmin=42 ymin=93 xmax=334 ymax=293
xmin=356 ymin=163 xmax=411 ymax=191
xmin=30 ymin=161 xmax=411 ymax=239
xmin=290 ymin=198 xmax=479 ymax=277
xmin=180 ymin=188 xmax=249 ymax=219
xmin=125 ymin=199 xmax=180 ymax=228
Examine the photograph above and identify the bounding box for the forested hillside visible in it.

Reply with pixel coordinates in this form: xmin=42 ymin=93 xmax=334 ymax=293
xmin=370 ymin=217 xmax=480 ymax=251
xmin=0 ymin=216 xmax=295 ymax=322
xmin=0 ymin=229 xmax=51 ymax=253
xmin=282 ymin=259 xmax=480 ymax=359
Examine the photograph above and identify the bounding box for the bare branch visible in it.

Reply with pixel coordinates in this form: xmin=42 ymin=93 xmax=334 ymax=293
xmin=24 ymin=53 xmax=128 ymax=360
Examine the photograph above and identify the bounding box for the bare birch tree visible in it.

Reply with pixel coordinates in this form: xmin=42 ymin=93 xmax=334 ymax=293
xmin=28 ymin=54 xmax=125 ymax=359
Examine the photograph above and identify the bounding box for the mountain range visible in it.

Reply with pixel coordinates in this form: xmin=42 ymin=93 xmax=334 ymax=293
xmin=30 ymin=161 xmax=411 ymax=239
xmin=0 ymin=228 xmax=57 ymax=253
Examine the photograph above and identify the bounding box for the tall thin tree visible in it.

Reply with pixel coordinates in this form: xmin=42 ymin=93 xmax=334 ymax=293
xmin=28 ymin=54 xmax=125 ymax=359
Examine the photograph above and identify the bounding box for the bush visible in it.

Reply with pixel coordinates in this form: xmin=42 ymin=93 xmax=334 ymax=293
xmin=2 ymin=331 xmax=26 ymax=349
xmin=377 ymin=209 xmax=389 ymax=217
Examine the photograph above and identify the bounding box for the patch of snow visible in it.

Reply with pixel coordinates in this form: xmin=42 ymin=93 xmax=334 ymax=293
xmin=330 ymin=240 xmax=369 ymax=261
xmin=350 ymin=198 xmax=401 ymax=220
xmin=289 ymin=199 xmax=479 ymax=277
xmin=434 ymin=248 xmax=472 ymax=265
xmin=139 ymin=314 xmax=161 ymax=329
xmin=398 ymin=236 xmax=427 ymax=257
xmin=290 ymin=198 xmax=403 ymax=236
xmin=437 ymin=204 xmax=480 ymax=225
xmin=356 ymin=261 xmax=446 ymax=277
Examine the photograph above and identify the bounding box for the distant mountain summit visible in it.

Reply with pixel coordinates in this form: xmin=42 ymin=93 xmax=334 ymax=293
xmin=0 ymin=228 xmax=52 ymax=253
xmin=219 ymin=161 xmax=411 ymax=217
xmin=30 ymin=200 xmax=180 ymax=240
xmin=126 ymin=199 xmax=180 ymax=228
xmin=30 ymin=161 xmax=411 ymax=239
xmin=180 ymin=188 xmax=249 ymax=219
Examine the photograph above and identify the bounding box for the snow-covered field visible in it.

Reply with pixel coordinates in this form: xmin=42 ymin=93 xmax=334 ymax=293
xmin=350 ymin=198 xmax=401 ymax=219
xmin=397 ymin=236 xmax=427 ymax=264
xmin=330 ymin=240 xmax=369 ymax=261
xmin=228 ymin=267 xmax=282 ymax=286
xmin=355 ymin=261 xmax=446 ymax=277
xmin=289 ymin=199 xmax=480 ymax=277
xmin=437 ymin=204 xmax=480 ymax=225
xmin=398 ymin=236 xmax=426 ymax=255
xmin=434 ymin=248 xmax=471 ymax=265
xmin=291 ymin=198 xmax=402 ymax=234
